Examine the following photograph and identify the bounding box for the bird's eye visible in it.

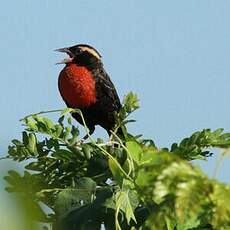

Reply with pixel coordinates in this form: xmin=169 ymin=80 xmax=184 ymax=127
xmin=76 ymin=48 xmax=83 ymax=54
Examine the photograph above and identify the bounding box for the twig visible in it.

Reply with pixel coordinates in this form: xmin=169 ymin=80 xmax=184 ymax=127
xmin=213 ymin=148 xmax=230 ymax=179
xmin=20 ymin=109 xmax=64 ymax=121
xmin=0 ymin=156 xmax=10 ymax=160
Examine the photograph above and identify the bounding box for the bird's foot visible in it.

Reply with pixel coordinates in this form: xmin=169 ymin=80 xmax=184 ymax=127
xmin=107 ymin=133 xmax=121 ymax=148
xmin=73 ymin=139 xmax=85 ymax=149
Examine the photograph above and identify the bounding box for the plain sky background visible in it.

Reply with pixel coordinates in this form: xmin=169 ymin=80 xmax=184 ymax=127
xmin=0 ymin=0 xmax=230 ymax=209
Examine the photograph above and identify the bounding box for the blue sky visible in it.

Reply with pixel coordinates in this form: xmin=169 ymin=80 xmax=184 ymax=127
xmin=0 ymin=0 xmax=230 ymax=197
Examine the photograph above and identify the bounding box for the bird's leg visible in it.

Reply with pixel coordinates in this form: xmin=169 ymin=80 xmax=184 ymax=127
xmin=75 ymin=126 xmax=95 ymax=146
xmin=108 ymin=130 xmax=114 ymax=143
xmin=106 ymin=130 xmax=119 ymax=148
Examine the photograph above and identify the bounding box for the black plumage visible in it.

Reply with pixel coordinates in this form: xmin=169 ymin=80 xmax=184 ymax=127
xmin=56 ymin=44 xmax=122 ymax=138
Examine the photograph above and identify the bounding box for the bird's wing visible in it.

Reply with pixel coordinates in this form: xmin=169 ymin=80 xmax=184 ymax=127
xmin=93 ymin=68 xmax=121 ymax=112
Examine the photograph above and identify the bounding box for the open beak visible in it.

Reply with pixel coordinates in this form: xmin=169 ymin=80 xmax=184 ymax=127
xmin=55 ymin=47 xmax=73 ymax=64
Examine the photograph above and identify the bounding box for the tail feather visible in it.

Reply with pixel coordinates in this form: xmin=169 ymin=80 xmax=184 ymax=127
xmin=117 ymin=127 xmax=126 ymax=139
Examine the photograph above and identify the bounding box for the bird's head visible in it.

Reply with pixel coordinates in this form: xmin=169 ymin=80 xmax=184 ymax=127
xmin=55 ymin=44 xmax=102 ymax=67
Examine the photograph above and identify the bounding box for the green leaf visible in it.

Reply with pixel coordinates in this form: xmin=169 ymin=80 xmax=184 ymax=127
xmin=60 ymin=108 xmax=75 ymax=117
xmin=123 ymin=92 xmax=139 ymax=113
xmin=54 ymin=178 xmax=96 ymax=216
xmin=115 ymin=190 xmax=137 ymax=224
xmin=27 ymin=133 xmax=37 ymax=155
xmin=108 ymin=158 xmax=124 ymax=186
xmin=67 ymin=116 xmax=72 ymax=125
xmin=22 ymin=131 xmax=28 ymax=145
xmin=25 ymin=117 xmax=38 ymax=131
xmin=126 ymin=141 xmax=143 ymax=163
xmin=210 ymin=182 xmax=230 ymax=228
xmin=82 ymin=144 xmax=93 ymax=160
xmin=52 ymin=149 xmax=73 ymax=160
xmin=54 ymin=189 xmax=84 ymax=216
xmin=42 ymin=117 xmax=55 ymax=130
xmin=25 ymin=162 xmax=42 ymax=171
xmin=175 ymin=179 xmax=204 ymax=227
xmin=68 ymin=134 xmax=79 ymax=146
xmin=165 ymin=216 xmax=177 ymax=230
xmin=171 ymin=128 xmax=230 ymax=160
xmin=55 ymin=188 xmax=113 ymax=230
xmin=53 ymin=124 xmax=63 ymax=138
xmin=76 ymin=177 xmax=97 ymax=192
xmin=5 ymin=97 xmax=230 ymax=230
xmin=62 ymin=126 xmax=71 ymax=141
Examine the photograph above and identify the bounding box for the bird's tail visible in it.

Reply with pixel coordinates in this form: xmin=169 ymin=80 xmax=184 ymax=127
xmin=116 ymin=126 xmax=127 ymax=140
xmin=107 ymin=126 xmax=126 ymax=141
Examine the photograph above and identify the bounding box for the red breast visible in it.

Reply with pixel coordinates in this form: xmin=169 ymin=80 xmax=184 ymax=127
xmin=58 ymin=63 xmax=97 ymax=108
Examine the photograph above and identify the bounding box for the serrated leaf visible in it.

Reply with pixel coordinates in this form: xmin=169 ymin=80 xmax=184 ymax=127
xmin=115 ymin=191 xmax=137 ymax=224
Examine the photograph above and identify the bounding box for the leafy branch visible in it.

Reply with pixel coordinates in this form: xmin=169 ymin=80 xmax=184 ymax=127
xmin=3 ymin=92 xmax=230 ymax=230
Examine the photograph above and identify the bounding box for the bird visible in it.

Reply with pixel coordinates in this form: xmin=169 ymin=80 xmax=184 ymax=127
xmin=55 ymin=44 xmax=123 ymax=140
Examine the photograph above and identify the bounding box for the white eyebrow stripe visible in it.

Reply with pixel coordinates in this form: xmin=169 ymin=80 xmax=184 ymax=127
xmin=78 ymin=46 xmax=101 ymax=60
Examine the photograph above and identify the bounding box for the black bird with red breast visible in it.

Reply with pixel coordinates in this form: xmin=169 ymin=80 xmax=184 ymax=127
xmin=56 ymin=44 xmax=122 ymax=139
